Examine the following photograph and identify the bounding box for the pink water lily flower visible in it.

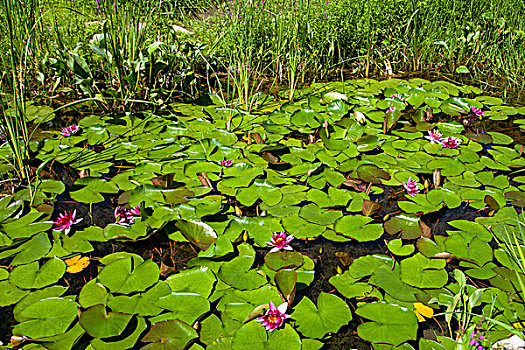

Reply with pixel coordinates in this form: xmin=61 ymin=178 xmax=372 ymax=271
xmin=391 ymin=94 xmax=403 ymax=99
xmin=323 ymin=120 xmax=329 ymax=128
xmin=266 ymin=231 xmax=294 ymax=253
xmin=425 ymin=129 xmax=442 ymax=144
xmin=441 ymin=136 xmax=461 ymax=149
xmin=61 ymin=124 xmax=79 ymax=137
xmin=470 ymin=106 xmax=484 ymax=118
xmin=403 ymin=177 xmax=420 ymax=197
xmin=387 ymin=106 xmax=397 ymax=112
xmin=256 ymin=301 xmax=290 ymax=332
xmin=114 ymin=205 xmax=141 ymax=225
xmin=218 ymin=159 xmax=233 ymax=167
xmin=53 ymin=210 xmax=83 ymax=235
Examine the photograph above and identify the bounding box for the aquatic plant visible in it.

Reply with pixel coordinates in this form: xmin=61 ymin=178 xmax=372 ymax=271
xmin=441 ymin=136 xmax=462 ymax=149
xmin=266 ymin=231 xmax=294 ymax=252
xmin=425 ymin=129 xmax=443 ymax=144
xmin=114 ymin=205 xmax=140 ymax=225
xmin=403 ymin=177 xmax=420 ymax=197
xmin=1 ymin=79 xmax=525 ymax=348
xmin=218 ymin=159 xmax=234 ymax=167
xmin=60 ymin=124 xmax=79 ymax=137
xmin=256 ymin=301 xmax=290 ymax=332
xmin=53 ymin=209 xmax=82 ymax=235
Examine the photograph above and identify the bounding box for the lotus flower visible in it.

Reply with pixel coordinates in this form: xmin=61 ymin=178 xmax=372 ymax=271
xmin=425 ymin=129 xmax=442 ymax=144
xmin=256 ymin=301 xmax=290 ymax=332
xmin=218 ymin=159 xmax=233 ymax=167
xmin=114 ymin=205 xmax=140 ymax=225
xmin=403 ymin=177 xmax=420 ymax=197
xmin=61 ymin=124 xmax=79 ymax=137
xmin=391 ymin=94 xmax=403 ymax=99
xmin=441 ymin=136 xmax=461 ymax=149
xmin=470 ymin=106 xmax=484 ymax=118
xmin=266 ymin=231 xmax=294 ymax=253
xmin=53 ymin=210 xmax=82 ymax=235
xmin=387 ymin=106 xmax=397 ymax=112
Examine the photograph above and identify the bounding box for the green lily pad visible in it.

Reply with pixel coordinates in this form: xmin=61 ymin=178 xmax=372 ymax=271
xmin=70 ymin=177 xmax=119 ymax=203
xmin=79 ymin=304 xmax=132 ymax=338
xmin=232 ymin=322 xmax=301 ymax=350
xmin=387 ymin=239 xmax=415 ymax=256
xmin=9 ymin=258 xmax=66 ymax=289
xmin=292 ymin=292 xmax=352 ymax=339
xmin=400 ymin=253 xmax=448 ymax=288
xmin=384 ymin=214 xmax=422 ymax=240
xmin=218 ymin=243 xmax=267 ymax=290
xmin=97 ymin=256 xmax=159 ymax=294
xmin=154 ymin=291 xmax=210 ymax=324
xmin=175 ymin=220 xmax=218 ymax=251
xmin=264 ymin=251 xmax=304 ymax=271
xmin=91 ymin=316 xmax=148 ymax=350
xmin=0 ymin=280 xmax=30 ymax=307
xmin=237 ymin=180 xmax=283 ymax=206
xmin=275 ymin=269 xmax=297 ymax=302
xmin=141 ymin=319 xmax=198 ymax=350
xmin=13 ymin=297 xmax=78 ymax=338
xmin=356 ymin=302 xmax=418 ymax=346
xmin=334 ymin=215 xmax=384 ymax=241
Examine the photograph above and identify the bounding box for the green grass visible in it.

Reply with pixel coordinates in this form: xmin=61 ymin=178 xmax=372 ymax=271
xmin=2 ymin=0 xmax=525 ymax=107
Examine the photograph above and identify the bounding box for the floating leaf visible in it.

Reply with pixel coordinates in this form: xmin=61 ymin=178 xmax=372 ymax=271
xmin=9 ymin=258 xmax=66 ymax=289
xmin=292 ymin=292 xmax=352 ymax=339
xmin=413 ymin=302 xmax=434 ymax=322
xmin=65 ymin=255 xmax=90 ymax=273
xmin=79 ymin=304 xmax=132 ymax=338
xmin=265 ymin=251 xmax=304 ymax=271
xmin=13 ymin=297 xmax=78 ymax=338
xmin=218 ymin=243 xmax=266 ymax=290
xmin=232 ymin=322 xmax=301 ymax=350
xmin=97 ymin=256 xmax=159 ymax=294
xmin=335 ymin=215 xmax=384 ymax=241
xmin=175 ymin=220 xmax=218 ymax=250
xmin=356 ymin=302 xmax=418 ymax=346
xmin=141 ymin=319 xmax=198 ymax=349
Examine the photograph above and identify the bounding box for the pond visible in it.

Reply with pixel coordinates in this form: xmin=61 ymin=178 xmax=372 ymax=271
xmin=1 ymin=77 xmax=525 ymax=349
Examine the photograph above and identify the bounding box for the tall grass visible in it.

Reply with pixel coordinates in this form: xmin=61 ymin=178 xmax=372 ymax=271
xmin=0 ymin=0 xmax=40 ymax=183
xmin=196 ymin=0 xmax=525 ymax=99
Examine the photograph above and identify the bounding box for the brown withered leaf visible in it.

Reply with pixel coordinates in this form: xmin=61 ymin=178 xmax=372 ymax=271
xmin=362 ymin=199 xmax=383 ymax=217
xmin=419 ymin=220 xmax=432 ymax=239
xmin=484 ymin=195 xmax=500 ymax=213
xmin=159 ymin=262 xmax=176 ymax=277
xmin=335 ymin=252 xmax=352 ymax=268
xmin=342 ymin=178 xmax=367 ymax=192
xmin=262 ymin=152 xmax=281 ymax=164
xmin=197 ymin=172 xmax=213 ymax=189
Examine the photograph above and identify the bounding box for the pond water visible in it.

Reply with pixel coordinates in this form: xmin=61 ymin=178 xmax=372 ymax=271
xmin=1 ymin=77 xmax=525 ymax=349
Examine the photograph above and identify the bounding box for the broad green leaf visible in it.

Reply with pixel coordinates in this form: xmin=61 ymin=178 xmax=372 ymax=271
xmin=356 ymin=302 xmax=418 ymax=346
xmin=9 ymin=258 xmax=66 ymax=289
xmin=13 ymin=297 xmax=78 ymax=338
xmin=292 ymin=293 xmax=352 ymax=339
xmin=97 ymin=257 xmax=159 ymax=293
xmin=79 ymin=304 xmax=132 ymax=338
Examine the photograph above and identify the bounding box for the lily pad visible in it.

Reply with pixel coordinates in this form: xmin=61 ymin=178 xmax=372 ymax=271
xmin=292 ymin=292 xmax=352 ymax=339
xmin=9 ymin=258 xmax=66 ymax=289
xmin=79 ymin=304 xmax=132 ymax=338
xmin=13 ymin=297 xmax=78 ymax=338
xmin=356 ymin=302 xmax=418 ymax=346
xmin=141 ymin=319 xmax=198 ymax=349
